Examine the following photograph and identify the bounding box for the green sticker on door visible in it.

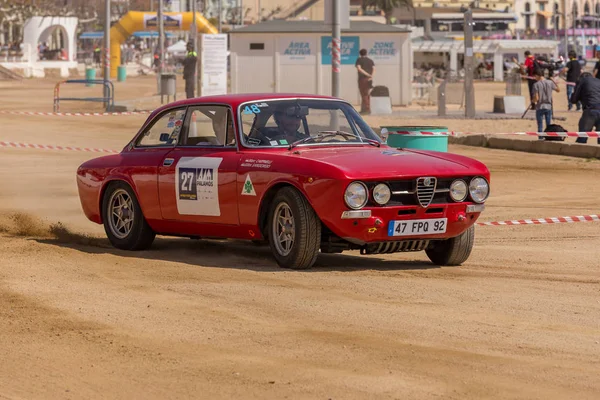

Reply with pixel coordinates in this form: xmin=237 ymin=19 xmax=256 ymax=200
xmin=242 ymin=174 xmax=256 ymax=196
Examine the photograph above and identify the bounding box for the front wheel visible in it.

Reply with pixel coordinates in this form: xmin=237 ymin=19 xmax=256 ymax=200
xmin=425 ymin=225 xmax=475 ymax=266
xmin=102 ymin=181 xmax=155 ymax=250
xmin=267 ymin=187 xmax=321 ymax=269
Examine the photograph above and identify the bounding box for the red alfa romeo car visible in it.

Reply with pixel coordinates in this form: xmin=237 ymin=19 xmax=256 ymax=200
xmin=76 ymin=94 xmax=490 ymax=269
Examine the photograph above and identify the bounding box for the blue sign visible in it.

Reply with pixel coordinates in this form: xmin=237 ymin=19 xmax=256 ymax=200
xmin=321 ymin=36 xmax=359 ymax=65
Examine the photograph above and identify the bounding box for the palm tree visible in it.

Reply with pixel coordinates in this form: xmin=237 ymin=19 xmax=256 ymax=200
xmin=362 ymin=0 xmax=413 ymax=24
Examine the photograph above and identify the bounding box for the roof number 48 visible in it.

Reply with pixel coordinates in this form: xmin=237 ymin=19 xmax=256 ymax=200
xmin=242 ymin=105 xmax=261 ymax=115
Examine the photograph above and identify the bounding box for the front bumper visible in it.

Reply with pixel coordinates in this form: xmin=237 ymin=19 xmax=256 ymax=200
xmin=333 ymin=203 xmax=484 ymax=245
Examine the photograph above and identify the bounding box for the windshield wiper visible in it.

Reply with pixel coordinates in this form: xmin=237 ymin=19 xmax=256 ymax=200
xmin=288 ymin=130 xmax=380 ymax=150
xmin=288 ymin=134 xmax=322 ymax=149
xmin=319 ymin=130 xmax=381 ymax=147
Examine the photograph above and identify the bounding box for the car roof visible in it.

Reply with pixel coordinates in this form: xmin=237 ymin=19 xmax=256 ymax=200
xmin=149 ymin=93 xmax=343 ymax=117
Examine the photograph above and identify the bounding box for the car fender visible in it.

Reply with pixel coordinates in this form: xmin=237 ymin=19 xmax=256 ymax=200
xmin=97 ymin=171 xmax=143 ymax=222
xmin=253 ymin=174 xmax=344 ymax=236
xmin=253 ymin=177 xmax=309 ymax=231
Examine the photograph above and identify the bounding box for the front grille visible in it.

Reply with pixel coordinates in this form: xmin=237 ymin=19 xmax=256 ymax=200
xmin=365 ymin=176 xmax=473 ymax=207
xmin=360 ymin=240 xmax=430 ymax=255
xmin=416 ymin=177 xmax=437 ymax=207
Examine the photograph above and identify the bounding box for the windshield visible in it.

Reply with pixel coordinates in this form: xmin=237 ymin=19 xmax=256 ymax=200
xmin=238 ymin=99 xmax=382 ymax=147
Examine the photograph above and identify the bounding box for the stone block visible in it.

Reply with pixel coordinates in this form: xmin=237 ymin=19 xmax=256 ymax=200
xmin=493 ymin=95 xmax=527 ymax=114
xmin=509 ymin=139 xmax=535 ymax=153
xmin=449 ymin=134 xmax=488 ymax=147
xmin=560 ymin=143 xmax=600 ymax=159
xmin=531 ymin=140 xmax=563 ymax=155
xmin=487 ymin=137 xmax=518 ymax=150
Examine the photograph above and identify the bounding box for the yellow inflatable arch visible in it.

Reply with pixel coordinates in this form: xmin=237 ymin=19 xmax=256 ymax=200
xmin=110 ymin=11 xmax=218 ymax=78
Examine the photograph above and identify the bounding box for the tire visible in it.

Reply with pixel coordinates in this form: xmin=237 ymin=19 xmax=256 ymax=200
xmin=267 ymin=187 xmax=321 ymax=269
xmin=425 ymin=225 xmax=475 ymax=266
xmin=102 ymin=181 xmax=155 ymax=251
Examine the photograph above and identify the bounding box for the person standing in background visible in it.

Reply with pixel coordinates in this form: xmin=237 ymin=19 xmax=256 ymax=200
xmin=592 ymin=57 xmax=600 ymax=79
xmin=569 ymin=72 xmax=600 ymax=144
xmin=532 ymin=68 xmax=559 ymax=136
xmin=355 ymin=49 xmax=375 ymax=115
xmin=183 ymin=42 xmax=197 ymax=99
xmin=565 ymin=50 xmax=582 ymax=111
xmin=514 ymin=50 xmax=536 ymax=103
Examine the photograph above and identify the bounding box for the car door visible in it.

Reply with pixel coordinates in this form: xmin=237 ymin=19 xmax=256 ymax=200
xmin=126 ymin=106 xmax=188 ymax=221
xmin=158 ymin=104 xmax=240 ymax=226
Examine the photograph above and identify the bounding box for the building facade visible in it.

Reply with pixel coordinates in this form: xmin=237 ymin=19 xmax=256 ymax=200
xmin=410 ymin=0 xmax=512 ymax=12
xmin=512 ymin=0 xmax=600 ymax=35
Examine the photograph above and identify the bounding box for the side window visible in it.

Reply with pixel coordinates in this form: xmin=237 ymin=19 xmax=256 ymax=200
xmin=137 ymin=108 xmax=186 ymax=147
xmin=184 ymin=105 xmax=236 ymax=147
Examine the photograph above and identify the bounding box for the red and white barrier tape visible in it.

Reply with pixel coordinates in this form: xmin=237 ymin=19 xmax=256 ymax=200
xmin=477 ymin=214 xmax=600 ymax=226
xmin=2 ymin=141 xmax=599 ymax=227
xmin=385 ymin=130 xmax=600 ymax=138
xmin=0 ymin=141 xmax=119 ymax=153
xmin=0 ymin=110 xmax=151 ymax=117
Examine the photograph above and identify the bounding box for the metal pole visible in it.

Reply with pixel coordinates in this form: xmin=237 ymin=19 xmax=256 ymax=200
xmin=464 ymin=9 xmax=475 ymax=118
xmin=258 ymin=0 xmax=261 ymax=22
xmin=192 ymin=0 xmax=197 ymax=97
xmin=218 ymin=0 xmax=222 ymax=32
xmin=104 ymin=0 xmax=110 ymax=109
xmin=158 ymin=0 xmax=164 ymax=103
xmin=564 ymin=0 xmax=568 ymax=58
xmin=331 ymin=0 xmax=340 ymax=98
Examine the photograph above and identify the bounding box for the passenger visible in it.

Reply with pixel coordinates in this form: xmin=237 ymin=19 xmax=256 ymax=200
xmin=212 ymin=109 xmax=235 ymax=145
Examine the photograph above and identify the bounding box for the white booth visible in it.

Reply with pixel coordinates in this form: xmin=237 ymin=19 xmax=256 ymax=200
xmin=229 ymin=20 xmax=413 ymax=106
xmin=1 ymin=16 xmax=78 ymax=78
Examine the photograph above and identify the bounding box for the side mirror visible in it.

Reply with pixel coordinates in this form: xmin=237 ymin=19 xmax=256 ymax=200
xmin=159 ymin=133 xmax=171 ymax=143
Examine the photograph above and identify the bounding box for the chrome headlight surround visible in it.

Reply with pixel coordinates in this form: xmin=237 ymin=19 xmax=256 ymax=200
xmin=449 ymin=179 xmax=468 ymax=202
xmin=372 ymin=183 xmax=391 ymax=205
xmin=469 ymin=176 xmax=490 ymax=203
xmin=344 ymin=181 xmax=368 ymax=209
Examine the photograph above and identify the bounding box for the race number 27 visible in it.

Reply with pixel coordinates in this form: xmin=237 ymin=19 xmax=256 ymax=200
xmin=178 ymin=168 xmax=198 ymax=200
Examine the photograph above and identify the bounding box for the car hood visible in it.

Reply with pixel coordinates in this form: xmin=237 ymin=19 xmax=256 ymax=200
xmin=290 ymin=145 xmax=487 ymax=179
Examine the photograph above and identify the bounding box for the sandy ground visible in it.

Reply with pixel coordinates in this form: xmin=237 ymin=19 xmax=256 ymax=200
xmin=1 ymin=77 xmax=599 ymax=399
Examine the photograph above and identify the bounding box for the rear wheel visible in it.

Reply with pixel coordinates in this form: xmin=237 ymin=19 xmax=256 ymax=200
xmin=425 ymin=225 xmax=474 ymax=266
xmin=267 ymin=187 xmax=321 ymax=269
xmin=102 ymin=181 xmax=155 ymax=250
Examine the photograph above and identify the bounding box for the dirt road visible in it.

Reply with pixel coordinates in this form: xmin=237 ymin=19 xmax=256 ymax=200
xmin=1 ymin=78 xmax=599 ymax=399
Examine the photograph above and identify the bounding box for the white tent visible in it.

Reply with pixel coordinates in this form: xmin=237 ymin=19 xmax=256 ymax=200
xmin=167 ymin=40 xmax=187 ymax=57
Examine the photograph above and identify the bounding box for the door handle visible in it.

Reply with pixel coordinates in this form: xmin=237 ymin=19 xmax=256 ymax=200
xmin=163 ymin=158 xmax=174 ymax=166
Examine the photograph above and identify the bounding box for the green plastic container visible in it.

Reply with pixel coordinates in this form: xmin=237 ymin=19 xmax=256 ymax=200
xmin=117 ymin=65 xmax=127 ymax=82
xmin=383 ymin=126 xmax=448 ymax=152
xmin=85 ymin=67 xmax=96 ymax=87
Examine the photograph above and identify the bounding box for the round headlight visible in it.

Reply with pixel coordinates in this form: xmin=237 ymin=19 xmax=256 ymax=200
xmin=449 ymin=179 xmax=468 ymax=202
xmin=372 ymin=183 xmax=391 ymax=205
xmin=469 ymin=177 xmax=489 ymax=203
xmin=344 ymin=182 xmax=368 ymax=209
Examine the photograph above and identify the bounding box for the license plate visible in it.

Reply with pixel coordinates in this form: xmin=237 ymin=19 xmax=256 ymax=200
xmin=388 ymin=218 xmax=447 ymax=237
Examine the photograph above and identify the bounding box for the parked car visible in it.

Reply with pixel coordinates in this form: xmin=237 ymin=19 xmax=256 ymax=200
xmin=76 ymin=93 xmax=490 ymax=269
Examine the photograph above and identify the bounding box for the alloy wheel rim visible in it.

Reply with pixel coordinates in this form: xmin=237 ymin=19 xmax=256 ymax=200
xmin=108 ymin=189 xmax=135 ymax=239
xmin=272 ymin=202 xmax=295 ymax=257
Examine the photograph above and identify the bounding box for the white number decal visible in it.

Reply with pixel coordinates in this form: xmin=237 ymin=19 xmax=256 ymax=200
xmin=181 ymin=171 xmax=194 ymax=191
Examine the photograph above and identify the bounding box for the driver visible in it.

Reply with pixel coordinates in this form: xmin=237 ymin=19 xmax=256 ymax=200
xmin=271 ymin=106 xmax=307 ymax=144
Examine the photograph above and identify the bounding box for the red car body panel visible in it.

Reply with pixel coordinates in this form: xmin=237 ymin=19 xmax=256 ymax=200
xmin=76 ymin=93 xmax=490 ymax=247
